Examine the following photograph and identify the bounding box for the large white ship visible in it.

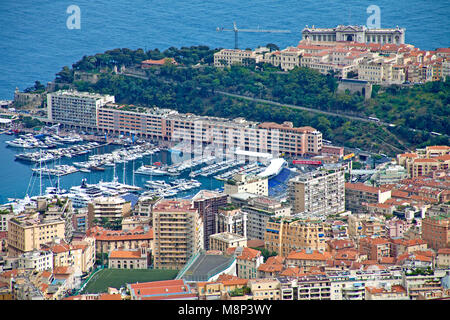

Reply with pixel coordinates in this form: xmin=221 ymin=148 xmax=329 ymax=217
xmin=134 ymin=165 xmax=168 ymax=176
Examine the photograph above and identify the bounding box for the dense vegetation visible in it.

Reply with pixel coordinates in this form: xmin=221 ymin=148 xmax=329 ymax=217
xmin=52 ymin=46 xmax=449 ymax=155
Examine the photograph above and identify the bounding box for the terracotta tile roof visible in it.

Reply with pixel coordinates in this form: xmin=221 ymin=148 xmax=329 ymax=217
xmin=87 ymin=226 xmax=153 ymax=241
xmin=378 ymin=257 xmax=396 ymax=264
xmin=280 ymin=267 xmax=303 ymax=277
xmin=237 ymin=247 xmax=261 ymax=261
xmin=99 ymin=293 xmax=122 ymax=300
xmin=109 ymin=249 xmax=144 ymax=259
xmin=426 ymin=145 xmax=450 ymax=150
xmin=366 ymin=285 xmax=406 ymax=294
xmin=265 ymin=255 xmax=285 ymax=265
xmin=257 ymin=263 xmax=284 ymax=273
xmin=438 ymin=248 xmax=450 ymax=255
xmin=53 ymin=266 xmax=71 ymax=275
xmin=128 ymin=279 xmax=193 ymax=300
xmin=334 ymin=249 xmax=359 ymax=261
xmin=287 ymin=249 xmax=332 ymax=261
xmin=216 ymin=274 xmax=240 ymax=282
xmin=345 ymin=182 xmax=386 ymax=194
xmin=397 ymin=252 xmax=432 ymax=263
xmin=0 ymin=269 xmax=19 ymax=279
xmin=221 ymin=279 xmax=248 ymax=287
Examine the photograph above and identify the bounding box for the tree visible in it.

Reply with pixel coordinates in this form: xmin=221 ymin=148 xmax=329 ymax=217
xmin=266 ymin=43 xmax=279 ymax=52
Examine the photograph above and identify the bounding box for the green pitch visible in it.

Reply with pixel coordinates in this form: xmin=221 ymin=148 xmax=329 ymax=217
xmin=81 ymin=268 xmax=179 ymax=294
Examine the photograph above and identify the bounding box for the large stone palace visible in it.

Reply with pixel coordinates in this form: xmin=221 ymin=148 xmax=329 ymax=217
xmin=301 ymin=25 xmax=406 ymax=45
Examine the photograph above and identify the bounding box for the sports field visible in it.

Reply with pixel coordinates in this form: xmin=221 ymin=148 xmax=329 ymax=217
xmin=81 ymin=268 xmax=179 ymax=294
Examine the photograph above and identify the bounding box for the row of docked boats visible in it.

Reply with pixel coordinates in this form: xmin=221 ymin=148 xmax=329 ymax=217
xmin=32 ymin=165 xmax=78 ymax=177
xmin=5 ymin=133 xmax=83 ymax=149
xmin=143 ymin=178 xmax=202 ymax=198
xmin=15 ymin=142 xmax=101 ymax=163
xmin=214 ymin=162 xmax=265 ymax=181
xmin=189 ymin=159 xmax=246 ymax=178
xmin=45 ymin=177 xmax=142 ymax=208
xmin=134 ymin=155 xmax=217 ymax=177
xmin=73 ymin=143 xmax=159 ymax=169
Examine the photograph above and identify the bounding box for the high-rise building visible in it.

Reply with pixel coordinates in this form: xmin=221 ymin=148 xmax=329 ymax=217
xmin=47 ymin=90 xmax=115 ymax=129
xmin=192 ymin=190 xmax=228 ymax=250
xmin=421 ymin=214 xmax=450 ymax=251
xmin=152 ymin=200 xmax=203 ymax=270
xmin=288 ymin=167 xmax=345 ymax=216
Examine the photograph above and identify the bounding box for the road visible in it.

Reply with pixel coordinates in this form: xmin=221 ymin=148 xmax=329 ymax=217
xmin=215 ymin=91 xmax=449 ymax=140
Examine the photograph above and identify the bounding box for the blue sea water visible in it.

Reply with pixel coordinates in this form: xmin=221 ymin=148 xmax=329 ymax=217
xmin=1 ymin=0 xmax=449 ymax=100
xmin=0 ymin=0 xmax=449 ymax=202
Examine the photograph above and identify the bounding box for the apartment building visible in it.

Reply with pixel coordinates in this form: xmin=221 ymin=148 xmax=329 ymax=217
xmin=240 ymin=195 xmax=291 ymax=241
xmin=278 ymin=275 xmax=332 ymax=300
xmin=401 ymin=269 xmax=448 ymax=299
xmin=215 ymin=205 xmax=247 ymax=238
xmin=152 ymin=200 xmax=203 ymax=270
xmin=258 ymin=121 xmax=322 ymax=155
xmin=421 ymin=214 xmax=450 ymax=251
xmin=224 ymin=174 xmax=268 ymax=197
xmin=288 ymin=167 xmax=345 ymax=216
xmin=345 ymin=183 xmax=391 ymax=213
xmin=236 ymin=247 xmax=263 ymax=279
xmin=365 ymin=284 xmax=409 ymax=300
xmin=213 ymin=49 xmax=256 ymax=67
xmin=247 ymin=278 xmax=281 ymax=300
xmin=192 ymin=190 xmax=229 ymax=250
xmin=87 ymin=196 xmax=132 ymax=228
xmin=436 ymin=248 xmax=450 ymax=268
xmin=97 ymin=104 xmax=174 ymax=139
xmin=265 ymin=217 xmax=326 ymax=257
xmin=209 ymin=232 xmax=247 ymax=252
xmin=17 ymin=250 xmax=54 ymax=272
xmin=47 ymin=90 xmax=115 ymax=129
xmin=263 ymin=47 xmax=303 ymax=71
xmin=97 ymin=103 xmax=323 ymax=158
xmin=121 ymin=215 xmax=151 ymax=231
xmin=7 ymin=214 xmax=65 ymax=257
xmin=359 ymin=237 xmax=391 ymax=261
xmin=285 ymin=249 xmax=332 ymax=271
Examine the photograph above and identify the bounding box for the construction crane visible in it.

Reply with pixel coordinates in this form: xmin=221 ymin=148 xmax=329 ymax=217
xmin=216 ymin=21 xmax=291 ymax=49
